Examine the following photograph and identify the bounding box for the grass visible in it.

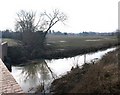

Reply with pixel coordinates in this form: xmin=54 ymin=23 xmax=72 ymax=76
xmin=3 ymin=35 xmax=118 ymax=48
xmin=2 ymin=38 xmax=22 ymax=46
xmin=3 ymin=35 xmax=119 ymax=61
xmin=46 ymin=35 xmax=118 ymax=50
xmin=50 ymin=47 xmax=120 ymax=94
xmin=44 ymin=35 xmax=118 ymax=59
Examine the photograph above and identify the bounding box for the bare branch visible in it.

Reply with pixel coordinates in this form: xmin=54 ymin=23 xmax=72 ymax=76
xmin=15 ymin=9 xmax=67 ymax=34
xmin=41 ymin=9 xmax=67 ymax=33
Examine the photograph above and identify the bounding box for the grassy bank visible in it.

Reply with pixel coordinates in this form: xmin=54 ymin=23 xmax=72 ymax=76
xmin=2 ymin=38 xmax=22 ymax=46
xmin=50 ymin=47 xmax=120 ymax=94
xmin=3 ymin=35 xmax=119 ymax=63
xmin=42 ymin=35 xmax=118 ymax=59
xmin=46 ymin=35 xmax=117 ymax=50
xmin=43 ymin=42 xmax=118 ymax=59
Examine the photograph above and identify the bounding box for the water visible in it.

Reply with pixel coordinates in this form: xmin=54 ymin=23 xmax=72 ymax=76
xmin=11 ymin=47 xmax=116 ymax=93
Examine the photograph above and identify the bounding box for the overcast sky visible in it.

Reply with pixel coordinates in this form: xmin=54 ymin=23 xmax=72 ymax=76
xmin=0 ymin=0 xmax=119 ymax=33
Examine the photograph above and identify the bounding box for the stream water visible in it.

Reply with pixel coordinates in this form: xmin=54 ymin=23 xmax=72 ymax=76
xmin=11 ymin=47 xmax=116 ymax=93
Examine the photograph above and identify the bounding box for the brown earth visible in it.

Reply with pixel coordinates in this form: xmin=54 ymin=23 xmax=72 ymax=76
xmin=50 ymin=47 xmax=120 ymax=94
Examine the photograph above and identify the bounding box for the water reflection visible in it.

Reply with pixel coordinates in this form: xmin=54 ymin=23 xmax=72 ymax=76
xmin=12 ymin=60 xmax=55 ymax=93
xmin=22 ymin=60 xmax=50 ymax=81
xmin=12 ymin=47 xmax=116 ymax=93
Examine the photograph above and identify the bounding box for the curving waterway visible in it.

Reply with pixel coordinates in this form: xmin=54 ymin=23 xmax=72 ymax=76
xmin=11 ymin=47 xmax=116 ymax=93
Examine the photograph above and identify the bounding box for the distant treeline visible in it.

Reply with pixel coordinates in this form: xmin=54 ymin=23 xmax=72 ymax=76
xmin=79 ymin=31 xmax=119 ymax=36
xmin=1 ymin=30 xmax=22 ymax=40
xmin=1 ymin=29 xmax=119 ymax=39
xmin=48 ymin=30 xmax=120 ymax=36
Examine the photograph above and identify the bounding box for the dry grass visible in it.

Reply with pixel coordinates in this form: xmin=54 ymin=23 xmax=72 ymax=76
xmin=46 ymin=35 xmax=117 ymax=50
xmin=2 ymin=38 xmax=22 ymax=46
xmin=70 ymin=63 xmax=118 ymax=93
xmin=50 ymin=47 xmax=120 ymax=94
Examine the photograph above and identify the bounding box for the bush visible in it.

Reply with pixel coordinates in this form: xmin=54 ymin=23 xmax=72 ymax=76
xmin=7 ymin=46 xmax=27 ymax=64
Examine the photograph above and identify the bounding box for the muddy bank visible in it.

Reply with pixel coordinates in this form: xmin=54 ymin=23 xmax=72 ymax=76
xmin=43 ymin=43 xmax=118 ymax=59
xmin=50 ymin=47 xmax=120 ymax=94
xmin=8 ymin=43 xmax=119 ymax=64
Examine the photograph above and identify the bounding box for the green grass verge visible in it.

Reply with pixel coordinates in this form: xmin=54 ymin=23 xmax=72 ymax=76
xmin=2 ymin=38 xmax=22 ymax=46
xmin=46 ymin=35 xmax=118 ymax=50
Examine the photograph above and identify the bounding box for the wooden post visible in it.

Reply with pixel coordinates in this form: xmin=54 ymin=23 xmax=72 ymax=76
xmin=84 ymin=54 xmax=86 ymax=64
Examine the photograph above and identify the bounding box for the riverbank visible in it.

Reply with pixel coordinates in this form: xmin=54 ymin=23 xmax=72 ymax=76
xmin=42 ymin=42 xmax=118 ymax=59
xmin=11 ymin=47 xmax=117 ymax=93
xmin=4 ymin=35 xmax=119 ymax=64
xmin=50 ymin=47 xmax=120 ymax=94
xmin=43 ymin=35 xmax=119 ymax=59
xmin=8 ymin=41 xmax=119 ymax=65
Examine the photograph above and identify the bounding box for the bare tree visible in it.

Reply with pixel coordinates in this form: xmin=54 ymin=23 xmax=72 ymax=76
xmin=15 ymin=10 xmax=37 ymax=32
xmin=15 ymin=9 xmax=67 ymax=34
xmin=15 ymin=9 xmax=67 ymax=59
xmin=39 ymin=9 xmax=67 ymax=35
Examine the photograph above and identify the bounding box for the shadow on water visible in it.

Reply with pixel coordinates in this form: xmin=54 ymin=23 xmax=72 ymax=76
xmin=12 ymin=59 xmax=56 ymax=93
xmin=11 ymin=47 xmax=117 ymax=93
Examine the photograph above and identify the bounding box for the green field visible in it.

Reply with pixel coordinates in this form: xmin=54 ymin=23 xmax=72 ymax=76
xmin=2 ymin=38 xmax=22 ymax=46
xmin=3 ymin=35 xmax=119 ymax=62
xmin=3 ymin=35 xmax=118 ymax=49
xmin=46 ymin=35 xmax=118 ymax=50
